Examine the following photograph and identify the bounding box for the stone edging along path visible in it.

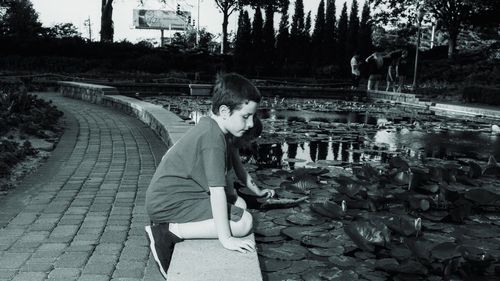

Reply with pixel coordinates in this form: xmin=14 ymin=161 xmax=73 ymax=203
xmin=58 ymin=81 xmax=263 ymax=281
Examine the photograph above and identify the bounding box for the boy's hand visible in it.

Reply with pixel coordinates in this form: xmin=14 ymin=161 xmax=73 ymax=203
xmin=220 ymin=237 xmax=255 ymax=253
xmin=256 ymin=188 xmax=275 ymax=199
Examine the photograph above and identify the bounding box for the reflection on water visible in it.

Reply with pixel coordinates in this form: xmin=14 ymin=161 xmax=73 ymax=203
xmin=188 ymin=108 xmax=499 ymax=169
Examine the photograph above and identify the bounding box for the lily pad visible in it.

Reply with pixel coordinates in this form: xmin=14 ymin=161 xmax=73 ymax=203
xmin=344 ymin=220 xmax=391 ymax=252
xmin=284 ymin=260 xmax=327 ymax=274
xmin=301 ymin=233 xmax=345 ymax=248
xmin=281 ymin=225 xmax=327 ymax=241
xmin=258 ymin=241 xmax=309 ymax=261
xmin=310 ymin=200 xmax=346 ymax=219
xmin=260 ymin=257 xmax=292 ymax=272
xmin=327 ymin=255 xmax=358 ymax=269
xmin=286 ymin=211 xmax=326 ymax=226
xmin=308 ymin=246 xmax=344 ymax=257
xmin=254 ymin=221 xmax=286 ymax=237
xmin=430 ymin=242 xmax=462 ymax=261
xmin=258 ymin=196 xmax=308 ymax=210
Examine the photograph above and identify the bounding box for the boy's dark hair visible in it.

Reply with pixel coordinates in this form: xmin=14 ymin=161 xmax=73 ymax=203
xmin=211 ymin=73 xmax=262 ymax=115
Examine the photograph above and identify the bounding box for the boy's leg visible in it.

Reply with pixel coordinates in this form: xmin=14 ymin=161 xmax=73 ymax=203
xmin=234 ymin=196 xmax=247 ymax=209
xmin=145 ymin=223 xmax=183 ymax=280
xmin=171 ymin=209 xmax=253 ymax=239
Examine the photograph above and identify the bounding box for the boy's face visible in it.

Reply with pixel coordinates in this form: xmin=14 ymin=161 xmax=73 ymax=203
xmin=222 ymin=101 xmax=258 ymax=137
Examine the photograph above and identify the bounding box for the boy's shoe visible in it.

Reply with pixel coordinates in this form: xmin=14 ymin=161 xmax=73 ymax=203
xmin=145 ymin=223 xmax=183 ymax=280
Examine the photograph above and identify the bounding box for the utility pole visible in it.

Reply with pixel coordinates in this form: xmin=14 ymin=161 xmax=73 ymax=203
xmin=196 ymin=0 xmax=200 ymax=45
xmin=412 ymin=6 xmax=424 ymax=92
xmin=84 ymin=17 xmax=93 ymax=41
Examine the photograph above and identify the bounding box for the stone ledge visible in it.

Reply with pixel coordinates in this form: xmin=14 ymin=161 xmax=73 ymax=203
xmin=58 ymin=82 xmax=263 ymax=281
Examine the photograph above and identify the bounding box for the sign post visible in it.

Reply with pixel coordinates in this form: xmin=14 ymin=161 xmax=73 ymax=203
xmin=133 ymin=9 xmax=191 ymax=46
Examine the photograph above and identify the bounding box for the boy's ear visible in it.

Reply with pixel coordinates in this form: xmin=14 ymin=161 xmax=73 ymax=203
xmin=219 ymin=105 xmax=230 ymax=119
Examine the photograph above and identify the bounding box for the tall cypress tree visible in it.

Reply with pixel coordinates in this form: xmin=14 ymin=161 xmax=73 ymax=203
xmin=251 ymin=6 xmax=264 ymax=73
xmin=358 ymin=1 xmax=373 ymax=58
xmin=276 ymin=0 xmax=290 ymax=69
xmin=234 ymin=10 xmax=252 ymax=72
xmin=290 ymin=0 xmax=305 ymax=64
xmin=262 ymin=4 xmax=276 ymax=74
xmin=347 ymin=0 xmax=360 ymax=59
xmin=311 ymin=0 xmax=325 ymax=66
xmin=336 ymin=2 xmax=349 ymax=75
xmin=324 ymin=0 xmax=336 ymax=65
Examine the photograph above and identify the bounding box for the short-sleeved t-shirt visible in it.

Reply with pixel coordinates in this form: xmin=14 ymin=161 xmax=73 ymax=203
xmin=145 ymin=117 xmax=233 ymax=223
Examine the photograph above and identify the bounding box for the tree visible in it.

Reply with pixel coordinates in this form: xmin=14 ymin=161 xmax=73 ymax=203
xmin=311 ymin=0 xmax=325 ymax=65
xmin=336 ymin=2 xmax=349 ymax=73
xmin=347 ymin=0 xmax=359 ymax=58
xmin=262 ymin=4 xmax=275 ymax=73
xmin=371 ymin=0 xmax=498 ymax=59
xmin=289 ymin=0 xmax=306 ymax=64
xmin=276 ymin=0 xmax=290 ymax=67
xmin=234 ymin=10 xmax=252 ymax=71
xmin=324 ymin=0 xmax=336 ymax=65
xmin=100 ymin=0 xmax=113 ymax=42
xmin=358 ymin=1 xmax=373 ymax=58
xmin=46 ymin=23 xmax=81 ymax=38
xmin=0 ymin=0 xmax=43 ymax=39
xmin=251 ymin=6 xmax=264 ymax=72
xmin=214 ymin=0 xmax=239 ymax=54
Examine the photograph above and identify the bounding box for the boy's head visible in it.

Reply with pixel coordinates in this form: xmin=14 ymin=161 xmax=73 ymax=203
xmin=210 ymin=73 xmax=262 ymax=137
xmin=211 ymin=73 xmax=261 ymax=116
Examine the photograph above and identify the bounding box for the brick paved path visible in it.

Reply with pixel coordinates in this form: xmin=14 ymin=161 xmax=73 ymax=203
xmin=0 ymin=92 xmax=167 ymax=281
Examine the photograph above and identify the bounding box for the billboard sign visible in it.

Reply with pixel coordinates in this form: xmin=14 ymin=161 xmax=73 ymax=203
xmin=133 ymin=9 xmax=191 ymax=31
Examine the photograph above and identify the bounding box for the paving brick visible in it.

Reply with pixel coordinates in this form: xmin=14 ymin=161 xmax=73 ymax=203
xmin=83 ymin=255 xmax=117 ymax=275
xmin=78 ymin=274 xmax=110 ymax=281
xmin=112 ymin=261 xmax=146 ymax=279
xmin=47 ymin=268 xmax=80 ymax=281
xmin=54 ymin=252 xmax=89 ymax=268
xmin=0 ymin=252 xmax=31 ymax=269
xmin=119 ymin=246 xmax=149 ymax=262
xmin=11 ymin=272 xmax=46 ymax=281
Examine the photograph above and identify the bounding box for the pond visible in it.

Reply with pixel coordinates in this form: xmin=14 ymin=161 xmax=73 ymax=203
xmin=145 ymin=96 xmax=500 ymax=281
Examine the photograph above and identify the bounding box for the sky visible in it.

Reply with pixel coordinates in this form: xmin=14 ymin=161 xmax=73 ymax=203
xmin=31 ymin=0 xmax=363 ymax=44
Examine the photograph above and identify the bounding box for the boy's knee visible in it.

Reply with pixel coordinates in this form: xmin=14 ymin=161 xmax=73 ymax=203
xmin=235 ymin=196 xmax=247 ymax=209
xmin=233 ymin=211 xmax=253 ymax=237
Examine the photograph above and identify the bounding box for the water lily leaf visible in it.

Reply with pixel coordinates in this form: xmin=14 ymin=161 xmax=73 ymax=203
xmin=416 ymin=183 xmax=439 ymax=194
xmin=327 ymin=255 xmax=358 ymax=269
xmin=284 ymin=260 xmax=327 ymax=274
xmin=308 ymin=246 xmax=344 ymax=257
xmin=389 ymin=156 xmax=410 ymax=171
xmin=265 ymin=208 xmax=297 ymax=218
xmin=344 ymin=220 xmax=391 ymax=252
xmin=395 ymin=260 xmax=428 ymax=275
xmin=281 ymin=225 xmax=327 ymax=241
xmin=465 ymin=189 xmax=500 ymax=206
xmin=467 ymin=160 xmax=482 ymax=178
xmin=310 ymin=200 xmax=346 ymax=219
xmin=419 ymin=210 xmax=448 ymax=222
xmin=265 ymin=272 xmax=302 ymax=281
xmin=255 ymin=235 xmax=285 ymax=243
xmin=390 ymin=246 xmax=412 ymax=261
xmin=254 ymin=220 xmax=286 ymax=237
xmin=258 ymin=242 xmax=309 ymax=261
xmin=431 ymin=242 xmax=462 ymax=261
xmin=258 ymin=196 xmax=308 ymax=210
xmin=286 ymin=211 xmax=325 ymax=226
xmin=301 ymin=233 xmax=344 ymax=248
xmin=375 ymin=258 xmax=399 ymax=271
xmin=319 ymin=268 xmax=359 ymax=281
xmin=260 ymin=257 xmax=292 ymax=272
xmin=333 ymin=175 xmax=363 ymax=197
xmin=405 ymin=239 xmax=433 ymax=262
xmin=385 ymin=215 xmax=421 ymax=237
xmin=354 ymin=251 xmax=376 ymax=260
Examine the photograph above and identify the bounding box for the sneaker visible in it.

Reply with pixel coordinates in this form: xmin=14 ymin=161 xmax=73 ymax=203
xmin=145 ymin=223 xmax=183 ymax=280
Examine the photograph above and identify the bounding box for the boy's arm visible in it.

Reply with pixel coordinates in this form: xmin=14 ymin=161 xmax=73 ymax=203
xmin=231 ymin=149 xmax=275 ymax=198
xmin=209 ymin=186 xmax=255 ymax=253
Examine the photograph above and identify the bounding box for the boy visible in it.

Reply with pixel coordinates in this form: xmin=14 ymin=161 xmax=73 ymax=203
xmin=144 ymin=73 xmax=275 ymax=279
